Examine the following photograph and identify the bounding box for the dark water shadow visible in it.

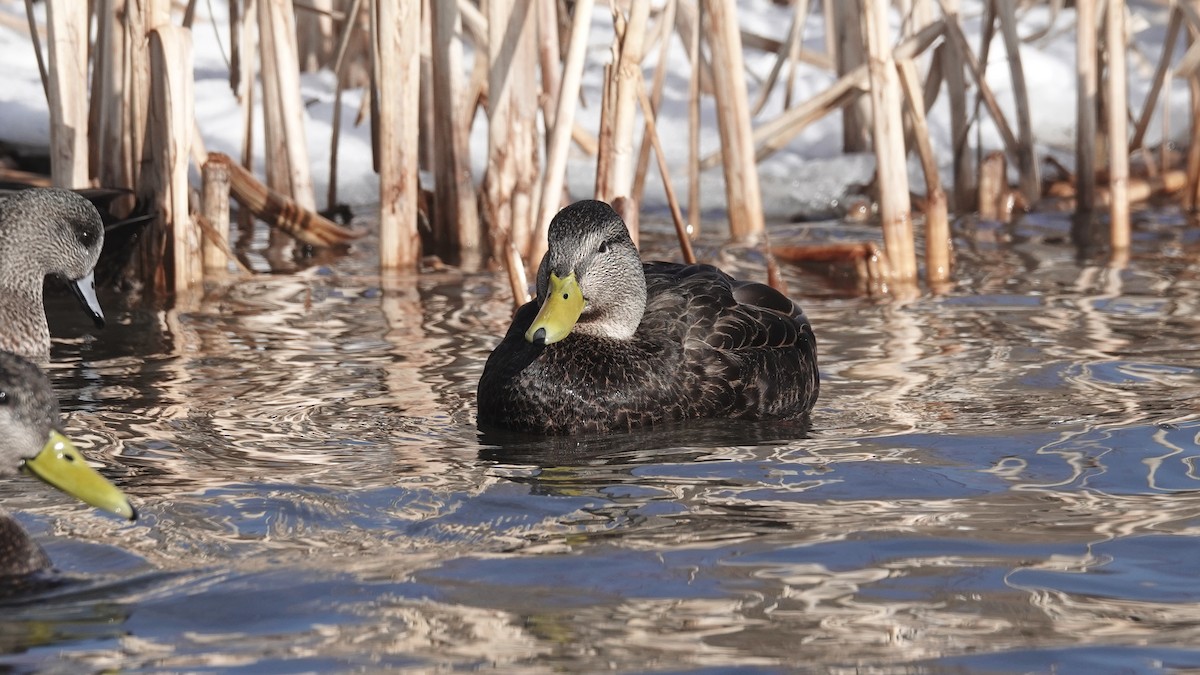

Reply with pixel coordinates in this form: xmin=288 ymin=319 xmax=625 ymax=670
xmin=476 ymin=417 xmax=813 ymax=466
xmin=0 ymin=569 xmax=183 ymax=657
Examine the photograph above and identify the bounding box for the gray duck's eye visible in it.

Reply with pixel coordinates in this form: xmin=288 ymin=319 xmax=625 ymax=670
xmin=0 ymin=390 xmax=8 ymax=405
xmin=598 ymin=241 xmax=609 ymax=254
xmin=75 ymin=223 xmax=100 ymax=249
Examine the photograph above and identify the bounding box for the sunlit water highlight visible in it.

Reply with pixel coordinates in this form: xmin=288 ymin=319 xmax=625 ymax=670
xmin=4 ymin=210 xmax=1200 ymax=672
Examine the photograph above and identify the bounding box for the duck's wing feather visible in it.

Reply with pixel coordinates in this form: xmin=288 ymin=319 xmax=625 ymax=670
xmin=642 ymin=262 xmax=813 ymax=353
xmin=642 ymin=261 xmax=818 ymax=421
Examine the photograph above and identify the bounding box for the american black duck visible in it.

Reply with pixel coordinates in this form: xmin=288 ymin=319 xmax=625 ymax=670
xmin=0 ymin=188 xmax=106 ymax=362
xmin=0 ymin=351 xmax=135 ymax=578
xmin=477 ymin=200 xmax=819 ymax=435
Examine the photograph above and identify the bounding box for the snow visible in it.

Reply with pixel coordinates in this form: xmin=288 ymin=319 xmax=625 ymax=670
xmin=0 ymin=0 xmax=1187 ymax=219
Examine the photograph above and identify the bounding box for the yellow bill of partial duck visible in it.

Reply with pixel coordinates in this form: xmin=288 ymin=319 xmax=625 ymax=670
xmin=525 ymin=272 xmax=585 ymax=345
xmin=21 ymin=431 xmax=136 ymax=521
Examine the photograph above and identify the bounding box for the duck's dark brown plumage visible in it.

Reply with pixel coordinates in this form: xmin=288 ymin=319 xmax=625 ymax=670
xmin=477 ymin=200 xmax=819 ymax=435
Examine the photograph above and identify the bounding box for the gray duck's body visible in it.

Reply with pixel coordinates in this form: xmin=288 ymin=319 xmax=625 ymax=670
xmin=477 ymin=200 xmax=819 ymax=435
xmin=0 ymin=351 xmax=135 ymax=579
xmin=0 ymin=188 xmax=106 ymax=362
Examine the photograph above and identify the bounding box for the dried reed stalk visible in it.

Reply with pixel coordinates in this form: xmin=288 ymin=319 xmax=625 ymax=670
xmin=236 ymin=0 xmax=259 ymax=239
xmin=418 ymin=0 xmax=435 ymax=172
xmin=750 ymin=0 xmax=810 ymax=117
xmin=461 ymin=41 xmax=487 ymax=141
xmin=736 ymin=24 xmax=826 ymax=66
xmin=487 ymin=0 xmax=539 ymax=259
xmin=430 ymin=0 xmax=481 ymax=265
xmin=977 ymin=150 xmax=1011 ymax=221
xmin=686 ymin=0 xmax=701 ymax=237
xmin=911 ymin=0 xmax=933 ymax=30
xmin=1130 ymin=6 xmax=1180 ymax=152
xmin=863 ymin=0 xmax=916 ymax=287
xmin=1178 ymin=2 xmax=1200 ymax=64
xmin=374 ymin=0 xmax=421 ymax=270
xmin=936 ymin=1 xmax=974 ymax=208
xmin=783 ymin=0 xmax=812 ymax=109
xmin=1188 ymin=71 xmax=1200 ymax=210
xmin=22 ymin=0 xmax=48 ymax=98
xmin=906 ymin=8 xmax=944 ymax=153
xmin=194 ymin=213 xmax=254 ymax=276
xmin=772 ymin=242 xmax=888 ymax=292
xmin=210 ymin=152 xmax=362 ymax=247
xmin=595 ymin=0 xmax=650 ymax=235
xmin=505 ymin=237 xmax=531 ymax=309
xmin=258 ymin=0 xmax=314 ymax=266
xmin=1105 ymin=0 xmax=1130 ymax=251
xmin=897 ymin=58 xmax=951 ymax=289
xmin=201 ymin=157 xmax=231 ymax=276
xmin=44 ymin=0 xmax=88 ymax=187
xmin=829 ymin=0 xmax=870 ymax=152
xmin=146 ymin=26 xmax=198 ymax=293
xmin=996 ymin=0 xmax=1039 ymax=205
xmin=125 ymin=0 xmax=155 ymax=192
xmin=1048 ymin=169 xmax=1187 ymax=206
xmin=1185 ymin=7 xmax=1200 ymax=207
xmin=1075 ymin=0 xmax=1098 ymax=218
xmin=258 ymin=0 xmax=316 ymax=208
xmin=296 ymin=0 xmax=335 ymax=71
xmin=632 ymin=0 xmax=677 ymax=208
xmin=0 ymin=168 xmax=50 ymax=186
xmin=703 ymin=0 xmax=764 ymax=240
xmin=701 ymin=19 xmax=944 ymax=170
xmin=637 ymin=84 xmax=695 ymax=265
xmin=91 ymin=0 xmax=137 ymax=206
xmin=937 ymin=1 xmax=1021 ymax=168
xmin=536 ymin=0 xmax=561 ymax=133
xmin=532 ymin=0 xmax=595 ymax=268
xmin=327 ymin=0 xmax=366 ymax=209
xmin=763 ymin=235 xmax=788 ymax=297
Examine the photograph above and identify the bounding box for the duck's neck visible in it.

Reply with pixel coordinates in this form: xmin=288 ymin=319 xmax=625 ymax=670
xmin=0 ymin=290 xmax=49 ymax=361
xmin=0 ymin=234 xmax=47 ymax=298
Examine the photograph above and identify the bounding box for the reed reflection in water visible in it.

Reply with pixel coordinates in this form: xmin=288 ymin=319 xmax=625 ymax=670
xmin=3 ymin=214 xmax=1200 ymax=672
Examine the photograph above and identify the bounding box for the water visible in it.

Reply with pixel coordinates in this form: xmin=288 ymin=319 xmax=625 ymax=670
xmin=4 ymin=209 xmax=1200 ymax=673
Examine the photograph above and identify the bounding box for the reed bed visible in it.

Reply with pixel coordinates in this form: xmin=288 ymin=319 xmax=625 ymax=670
xmin=14 ymin=0 xmax=1190 ymax=300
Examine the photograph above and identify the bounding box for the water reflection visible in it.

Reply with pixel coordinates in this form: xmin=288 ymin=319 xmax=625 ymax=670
xmin=477 ymin=418 xmax=811 ymax=465
xmin=3 ymin=215 xmax=1200 ymax=670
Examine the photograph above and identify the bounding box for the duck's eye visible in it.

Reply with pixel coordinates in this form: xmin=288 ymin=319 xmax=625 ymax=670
xmin=75 ymin=223 xmax=100 ymax=249
xmin=0 ymin=390 xmax=8 ymax=406
xmin=598 ymin=241 xmax=609 ymax=254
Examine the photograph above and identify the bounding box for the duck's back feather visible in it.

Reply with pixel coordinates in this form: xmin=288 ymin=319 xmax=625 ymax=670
xmin=478 ymin=262 xmax=818 ymax=434
xmin=0 ymin=512 xmax=51 ymax=578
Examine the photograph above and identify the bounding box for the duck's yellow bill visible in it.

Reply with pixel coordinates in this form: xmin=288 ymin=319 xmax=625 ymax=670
xmin=22 ymin=431 xmax=137 ymax=521
xmin=525 ymin=272 xmax=585 ymax=345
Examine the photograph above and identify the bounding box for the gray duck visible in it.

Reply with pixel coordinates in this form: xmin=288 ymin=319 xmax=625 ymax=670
xmin=0 ymin=351 xmax=135 ymax=578
xmin=477 ymin=200 xmax=819 ymax=435
xmin=0 ymin=188 xmax=106 ymax=362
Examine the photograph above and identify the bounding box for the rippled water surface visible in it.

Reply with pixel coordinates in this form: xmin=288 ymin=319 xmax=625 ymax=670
xmin=6 ymin=210 xmax=1200 ymax=673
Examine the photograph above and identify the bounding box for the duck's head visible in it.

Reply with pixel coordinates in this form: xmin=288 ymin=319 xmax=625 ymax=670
xmin=0 ymin=188 xmax=106 ymax=328
xmin=527 ymin=200 xmax=646 ymax=344
xmin=0 ymin=352 xmax=135 ymax=521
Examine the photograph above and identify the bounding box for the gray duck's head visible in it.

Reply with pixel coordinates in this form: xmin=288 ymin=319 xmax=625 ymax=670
xmin=0 ymin=351 xmax=135 ymax=520
xmin=527 ymin=200 xmax=646 ymax=344
xmin=0 ymin=188 xmax=106 ymax=327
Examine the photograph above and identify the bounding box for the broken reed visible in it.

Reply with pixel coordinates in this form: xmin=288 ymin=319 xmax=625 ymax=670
xmin=32 ymin=0 xmax=1172 ymax=301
